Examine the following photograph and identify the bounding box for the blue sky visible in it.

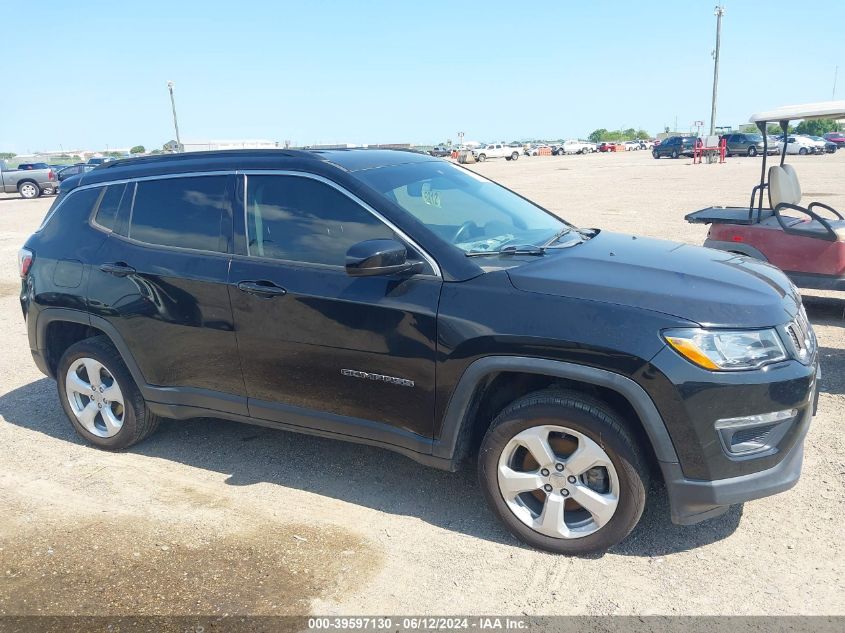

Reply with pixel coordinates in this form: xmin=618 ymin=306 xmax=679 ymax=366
xmin=1 ymin=0 xmax=842 ymax=153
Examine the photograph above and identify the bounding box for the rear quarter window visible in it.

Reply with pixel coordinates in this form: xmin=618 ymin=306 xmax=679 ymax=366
xmin=37 ymin=187 xmax=101 ymax=233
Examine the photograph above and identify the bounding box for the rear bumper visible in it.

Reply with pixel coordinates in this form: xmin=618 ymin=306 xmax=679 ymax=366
xmin=662 ymin=418 xmax=807 ymax=524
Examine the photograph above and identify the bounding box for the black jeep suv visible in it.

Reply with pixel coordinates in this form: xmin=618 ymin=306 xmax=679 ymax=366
xmin=19 ymin=149 xmax=819 ymax=554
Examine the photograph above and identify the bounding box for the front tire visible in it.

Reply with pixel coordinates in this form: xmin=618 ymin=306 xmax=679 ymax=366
xmin=18 ymin=182 xmax=40 ymax=199
xmin=57 ymin=336 xmax=160 ymax=450
xmin=798 ymin=147 xmax=808 ymax=155
xmin=510 ymin=152 xmax=519 ymax=161
xmin=652 ymin=150 xmax=660 ymax=159
xmin=747 ymin=146 xmax=758 ymax=157
xmin=478 ymin=389 xmax=648 ymax=554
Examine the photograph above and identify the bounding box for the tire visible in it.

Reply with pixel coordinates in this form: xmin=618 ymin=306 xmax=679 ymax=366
xmin=511 ymin=152 xmax=519 ymax=161
xmin=57 ymin=335 xmax=160 ymax=450
xmin=671 ymin=149 xmax=679 ymax=159
xmin=18 ymin=181 xmax=40 ymax=199
xmin=799 ymin=147 xmax=808 ymax=155
xmin=477 ymin=154 xmax=486 ymax=162
xmin=43 ymin=186 xmax=55 ymax=195
xmin=747 ymin=146 xmax=758 ymax=157
xmin=652 ymin=150 xmax=659 ymax=159
xmin=478 ymin=389 xmax=648 ymax=554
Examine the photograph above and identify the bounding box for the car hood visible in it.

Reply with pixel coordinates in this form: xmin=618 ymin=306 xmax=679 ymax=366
xmin=507 ymin=232 xmax=801 ymax=328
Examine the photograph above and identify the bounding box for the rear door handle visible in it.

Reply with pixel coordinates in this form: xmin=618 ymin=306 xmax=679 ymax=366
xmin=99 ymin=262 xmax=136 ymax=277
xmin=237 ymin=280 xmax=287 ymax=298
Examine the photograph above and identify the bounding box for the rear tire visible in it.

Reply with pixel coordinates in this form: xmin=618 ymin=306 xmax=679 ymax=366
xmin=18 ymin=182 xmax=40 ymax=199
xmin=511 ymin=152 xmax=519 ymax=161
xmin=57 ymin=336 xmax=160 ymax=450
xmin=478 ymin=389 xmax=648 ymax=554
xmin=477 ymin=154 xmax=486 ymax=162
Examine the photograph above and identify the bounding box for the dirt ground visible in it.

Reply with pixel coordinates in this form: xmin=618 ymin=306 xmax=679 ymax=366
xmin=0 ymin=150 xmax=842 ymax=617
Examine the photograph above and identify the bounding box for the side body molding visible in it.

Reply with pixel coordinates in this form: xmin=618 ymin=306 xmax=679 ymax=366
xmin=433 ymin=356 xmax=681 ymax=465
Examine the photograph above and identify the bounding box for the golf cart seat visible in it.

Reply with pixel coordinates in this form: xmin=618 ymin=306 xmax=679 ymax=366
xmin=768 ymin=165 xmax=845 ymax=240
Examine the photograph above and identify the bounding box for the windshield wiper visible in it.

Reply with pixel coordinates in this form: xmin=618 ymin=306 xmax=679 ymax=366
xmin=466 ymin=245 xmax=546 ymax=257
xmin=541 ymin=227 xmax=574 ymax=248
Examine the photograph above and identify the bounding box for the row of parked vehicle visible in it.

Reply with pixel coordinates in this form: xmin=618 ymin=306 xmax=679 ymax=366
xmin=429 ymin=139 xmax=660 ymax=162
xmin=0 ymin=156 xmax=118 ymax=198
xmin=653 ymin=131 xmax=844 ymax=159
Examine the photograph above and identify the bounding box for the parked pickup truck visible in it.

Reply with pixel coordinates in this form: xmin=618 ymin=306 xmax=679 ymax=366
xmin=555 ymin=140 xmax=595 ymax=155
xmin=472 ymin=143 xmax=521 ymax=162
xmin=0 ymin=161 xmax=57 ymax=198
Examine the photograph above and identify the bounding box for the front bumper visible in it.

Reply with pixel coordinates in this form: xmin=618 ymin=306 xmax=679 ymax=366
xmin=663 ymin=405 xmax=810 ymax=524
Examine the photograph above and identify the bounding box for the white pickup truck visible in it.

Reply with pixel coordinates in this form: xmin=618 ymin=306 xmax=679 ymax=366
xmin=472 ymin=143 xmax=521 ymax=162
xmin=555 ymin=140 xmax=595 ymax=155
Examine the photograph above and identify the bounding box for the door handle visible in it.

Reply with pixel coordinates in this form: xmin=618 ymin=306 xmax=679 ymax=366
xmin=99 ymin=262 xmax=136 ymax=277
xmin=237 ymin=280 xmax=287 ymax=298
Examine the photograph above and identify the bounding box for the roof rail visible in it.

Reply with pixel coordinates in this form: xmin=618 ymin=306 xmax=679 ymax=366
xmin=97 ymin=148 xmax=314 ymax=169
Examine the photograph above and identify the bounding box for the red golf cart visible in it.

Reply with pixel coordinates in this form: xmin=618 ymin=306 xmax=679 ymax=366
xmin=685 ymin=101 xmax=845 ymax=290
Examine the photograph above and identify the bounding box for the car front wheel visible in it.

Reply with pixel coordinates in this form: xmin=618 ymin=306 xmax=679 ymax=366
xmin=478 ymin=389 xmax=647 ymax=554
xmin=652 ymin=150 xmax=660 ymax=159
xmin=58 ymin=336 xmax=160 ymax=450
xmin=748 ymin=146 xmax=758 ymax=157
xmin=510 ymin=152 xmax=519 ymax=160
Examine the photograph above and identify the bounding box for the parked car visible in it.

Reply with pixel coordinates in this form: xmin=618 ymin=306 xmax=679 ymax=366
xmin=554 ymin=140 xmax=594 ymax=155
xmin=1 ymin=160 xmax=57 ymax=198
xmin=86 ymin=157 xmax=116 ymax=166
xmin=777 ymin=135 xmax=818 ymax=155
xmin=652 ymin=136 xmax=697 ymax=159
xmin=524 ymin=144 xmax=551 ymax=157
xmin=806 ymin=135 xmax=837 ymax=153
xmin=57 ymin=163 xmax=96 ymax=182
xmin=721 ymin=132 xmax=778 ymax=157
xmin=623 ymin=141 xmax=640 ymax=151
xmin=20 ymin=149 xmax=818 ymax=554
xmin=428 ymin=147 xmax=452 ymax=158
xmin=472 ymin=143 xmax=521 ymax=161
xmin=639 ymin=140 xmax=656 ymax=150
xmin=822 ymin=131 xmax=845 ymax=146
xmin=597 ymin=142 xmax=622 ymax=152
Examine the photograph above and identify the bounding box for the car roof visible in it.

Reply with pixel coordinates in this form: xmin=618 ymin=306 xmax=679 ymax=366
xmin=750 ymin=100 xmax=845 ymax=123
xmin=64 ymin=148 xmax=440 ymax=191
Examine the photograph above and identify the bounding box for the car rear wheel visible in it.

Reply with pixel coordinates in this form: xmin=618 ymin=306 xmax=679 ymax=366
xmin=58 ymin=336 xmax=160 ymax=450
xmin=477 ymin=154 xmax=486 ymax=162
xmin=478 ymin=389 xmax=648 ymax=554
xmin=511 ymin=152 xmax=519 ymax=160
xmin=18 ymin=182 xmax=40 ymax=199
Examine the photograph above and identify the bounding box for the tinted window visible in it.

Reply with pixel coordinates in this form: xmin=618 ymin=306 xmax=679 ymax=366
xmin=246 ymin=175 xmax=394 ymax=265
xmin=38 ymin=186 xmax=101 ymax=232
xmin=94 ymin=183 xmax=127 ymax=231
xmin=129 ymin=176 xmax=229 ymax=252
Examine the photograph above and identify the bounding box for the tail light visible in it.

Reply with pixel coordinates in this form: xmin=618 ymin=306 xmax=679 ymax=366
xmin=48 ymin=169 xmax=55 ymax=181
xmin=18 ymin=248 xmax=33 ymax=278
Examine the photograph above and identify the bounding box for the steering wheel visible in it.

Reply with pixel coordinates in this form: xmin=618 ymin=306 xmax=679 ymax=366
xmin=453 ymin=220 xmax=479 ymax=243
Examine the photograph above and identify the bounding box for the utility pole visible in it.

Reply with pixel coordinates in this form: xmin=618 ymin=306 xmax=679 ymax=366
xmin=167 ymin=81 xmax=182 ymax=152
xmin=709 ymin=5 xmax=725 ymax=137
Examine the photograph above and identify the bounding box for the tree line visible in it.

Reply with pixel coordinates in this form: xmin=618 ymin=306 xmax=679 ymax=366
xmin=587 ymin=128 xmax=651 ymax=142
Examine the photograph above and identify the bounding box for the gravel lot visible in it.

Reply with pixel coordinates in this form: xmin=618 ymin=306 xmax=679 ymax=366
xmin=0 ymin=151 xmax=842 ymax=617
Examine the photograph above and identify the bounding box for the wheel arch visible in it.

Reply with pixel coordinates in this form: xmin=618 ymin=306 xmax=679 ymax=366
xmin=435 ymin=356 xmax=679 ymax=472
xmin=702 ymin=239 xmax=769 ymax=261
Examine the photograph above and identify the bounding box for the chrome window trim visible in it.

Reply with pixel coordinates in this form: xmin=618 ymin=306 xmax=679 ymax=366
xmin=238 ymin=169 xmax=442 ymax=278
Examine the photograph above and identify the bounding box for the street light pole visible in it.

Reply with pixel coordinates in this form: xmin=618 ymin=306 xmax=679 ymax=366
xmin=709 ymin=5 xmax=725 ymax=137
xmin=167 ymin=81 xmax=182 ymax=152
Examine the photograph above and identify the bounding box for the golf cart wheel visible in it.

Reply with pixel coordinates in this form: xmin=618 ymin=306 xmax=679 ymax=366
xmin=652 ymin=150 xmax=659 ymax=159
xmin=477 ymin=154 xmax=487 ymax=162
xmin=478 ymin=389 xmax=648 ymax=554
xmin=799 ymin=147 xmax=808 ymax=155
xmin=511 ymin=152 xmax=519 ymax=161
xmin=18 ymin=182 xmax=40 ymax=199
xmin=747 ymin=146 xmax=758 ymax=157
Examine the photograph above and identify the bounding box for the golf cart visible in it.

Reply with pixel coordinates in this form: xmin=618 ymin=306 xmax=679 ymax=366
xmin=685 ymin=101 xmax=845 ymax=290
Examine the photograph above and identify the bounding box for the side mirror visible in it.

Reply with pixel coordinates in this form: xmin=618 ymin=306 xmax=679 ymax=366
xmin=345 ymin=239 xmax=423 ymax=277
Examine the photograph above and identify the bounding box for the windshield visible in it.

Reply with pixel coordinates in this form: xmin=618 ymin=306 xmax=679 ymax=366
xmin=357 ymin=161 xmax=569 ymax=253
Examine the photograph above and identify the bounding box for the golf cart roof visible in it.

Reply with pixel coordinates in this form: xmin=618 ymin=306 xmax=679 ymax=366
xmin=750 ymin=100 xmax=845 ymax=123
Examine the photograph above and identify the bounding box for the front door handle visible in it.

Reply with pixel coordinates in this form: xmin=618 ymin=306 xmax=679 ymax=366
xmin=99 ymin=262 xmax=136 ymax=277
xmin=237 ymin=280 xmax=287 ymax=298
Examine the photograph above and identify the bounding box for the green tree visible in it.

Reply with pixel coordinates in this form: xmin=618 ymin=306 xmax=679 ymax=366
xmin=106 ymin=151 xmax=123 ymax=158
xmin=0 ymin=152 xmax=16 ymax=160
xmin=588 ymin=129 xmax=608 ymax=143
xmin=794 ymin=118 xmax=839 ymax=136
xmin=130 ymin=145 xmax=145 ymax=154
xmin=150 ymin=149 xmax=163 ymax=155
xmin=766 ymin=123 xmax=793 ymax=135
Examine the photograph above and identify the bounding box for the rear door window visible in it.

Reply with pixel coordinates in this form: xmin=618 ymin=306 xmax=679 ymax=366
xmin=129 ymin=176 xmax=230 ymax=252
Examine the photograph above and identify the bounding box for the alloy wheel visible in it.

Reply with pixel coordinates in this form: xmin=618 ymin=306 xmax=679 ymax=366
xmin=497 ymin=424 xmax=620 ymax=539
xmin=65 ymin=357 xmax=125 ymax=438
xmin=20 ymin=183 xmax=38 ymax=199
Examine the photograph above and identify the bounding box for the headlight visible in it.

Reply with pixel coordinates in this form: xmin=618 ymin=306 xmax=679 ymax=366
xmin=663 ymin=328 xmax=788 ymax=371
